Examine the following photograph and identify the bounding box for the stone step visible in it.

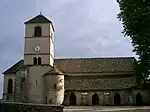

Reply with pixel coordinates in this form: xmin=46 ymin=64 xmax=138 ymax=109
xmin=63 ymin=106 xmax=150 ymax=112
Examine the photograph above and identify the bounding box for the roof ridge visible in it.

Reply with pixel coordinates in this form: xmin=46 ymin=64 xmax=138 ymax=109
xmin=2 ymin=59 xmax=23 ymax=74
xmin=24 ymin=14 xmax=52 ymax=24
xmin=54 ymin=57 xmax=135 ymax=60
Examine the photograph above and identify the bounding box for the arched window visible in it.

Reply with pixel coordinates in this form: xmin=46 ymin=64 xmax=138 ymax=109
xmin=36 ymin=80 xmax=38 ymax=86
xmin=7 ymin=79 xmax=13 ymax=93
xmin=38 ymin=57 xmax=41 ymax=65
xmin=45 ymin=97 xmax=47 ymax=104
xmin=34 ymin=27 xmax=41 ymax=37
xmin=69 ymin=92 xmax=77 ymax=105
xmin=114 ymin=93 xmax=121 ymax=105
xmin=92 ymin=93 xmax=99 ymax=105
xmin=33 ymin=57 xmax=37 ymax=65
xmin=136 ymin=93 xmax=143 ymax=106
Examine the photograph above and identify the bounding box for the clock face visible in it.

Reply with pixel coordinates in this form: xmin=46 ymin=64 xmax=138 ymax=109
xmin=34 ymin=45 xmax=40 ymax=52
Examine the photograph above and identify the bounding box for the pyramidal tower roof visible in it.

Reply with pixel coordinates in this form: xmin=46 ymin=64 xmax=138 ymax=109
xmin=25 ymin=14 xmax=52 ymax=24
xmin=43 ymin=66 xmax=64 ymax=77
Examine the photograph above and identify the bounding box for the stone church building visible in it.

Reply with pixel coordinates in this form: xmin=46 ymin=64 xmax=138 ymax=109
xmin=2 ymin=14 xmax=149 ymax=106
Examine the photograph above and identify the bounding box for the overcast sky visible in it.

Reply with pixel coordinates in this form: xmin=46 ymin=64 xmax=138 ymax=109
xmin=0 ymin=0 xmax=135 ymax=98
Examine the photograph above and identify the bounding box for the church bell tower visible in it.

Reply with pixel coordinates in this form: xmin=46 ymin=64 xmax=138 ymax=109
xmin=24 ymin=14 xmax=54 ymax=66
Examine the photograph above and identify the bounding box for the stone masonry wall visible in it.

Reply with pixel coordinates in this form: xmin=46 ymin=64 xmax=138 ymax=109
xmin=15 ymin=69 xmax=28 ymax=103
xmin=64 ymin=90 xmax=149 ymax=106
xmin=132 ymin=90 xmax=149 ymax=105
xmin=65 ymin=75 xmax=135 ymax=90
xmin=63 ymin=74 xmax=149 ymax=106
xmin=14 ymin=70 xmax=21 ymax=102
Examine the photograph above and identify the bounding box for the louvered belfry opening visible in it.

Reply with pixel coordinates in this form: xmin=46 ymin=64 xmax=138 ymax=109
xmin=34 ymin=27 xmax=41 ymax=37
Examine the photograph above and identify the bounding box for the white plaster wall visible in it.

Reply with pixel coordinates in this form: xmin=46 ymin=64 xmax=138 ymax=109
xmin=25 ymin=23 xmax=51 ymax=37
xmin=27 ymin=66 xmax=51 ymax=104
xmin=24 ymin=55 xmax=50 ymax=65
xmin=24 ymin=22 xmax=54 ymax=67
xmin=56 ymin=75 xmax=64 ymax=105
xmin=24 ymin=37 xmax=50 ymax=54
xmin=44 ymin=75 xmax=64 ymax=105
xmin=50 ymin=38 xmax=54 ymax=58
xmin=50 ymin=25 xmax=54 ymax=42
xmin=50 ymin=55 xmax=54 ymax=66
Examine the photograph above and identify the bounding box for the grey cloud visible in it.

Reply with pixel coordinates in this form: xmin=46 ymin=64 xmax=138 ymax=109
xmin=0 ymin=0 xmax=136 ymax=98
xmin=0 ymin=0 xmax=36 ymax=98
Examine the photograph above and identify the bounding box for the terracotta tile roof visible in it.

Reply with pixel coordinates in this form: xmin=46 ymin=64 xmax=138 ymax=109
xmin=54 ymin=57 xmax=136 ymax=73
xmin=2 ymin=57 xmax=136 ymax=74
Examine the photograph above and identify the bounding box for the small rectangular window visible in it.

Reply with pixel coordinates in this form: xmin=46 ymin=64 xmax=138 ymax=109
xmin=82 ymin=92 xmax=87 ymax=95
xmin=45 ymin=97 xmax=47 ymax=104
xmin=35 ymin=27 xmax=41 ymax=37
xmin=54 ymin=84 xmax=56 ymax=89
xmin=21 ymin=78 xmax=25 ymax=91
xmin=36 ymin=80 xmax=37 ymax=86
